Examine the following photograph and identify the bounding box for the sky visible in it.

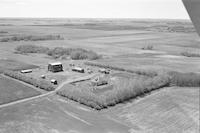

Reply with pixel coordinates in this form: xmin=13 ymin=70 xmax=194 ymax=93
xmin=0 ymin=0 xmax=190 ymax=19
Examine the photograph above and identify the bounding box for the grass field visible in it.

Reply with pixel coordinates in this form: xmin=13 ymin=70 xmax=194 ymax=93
xmin=0 ymin=59 xmax=38 ymax=73
xmin=0 ymin=75 xmax=41 ymax=105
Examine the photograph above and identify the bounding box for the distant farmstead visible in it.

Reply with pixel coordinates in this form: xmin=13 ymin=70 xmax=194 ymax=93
xmin=48 ymin=62 xmax=63 ymax=72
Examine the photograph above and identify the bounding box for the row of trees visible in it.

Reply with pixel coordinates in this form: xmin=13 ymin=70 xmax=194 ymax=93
xmin=15 ymin=45 xmax=101 ymax=60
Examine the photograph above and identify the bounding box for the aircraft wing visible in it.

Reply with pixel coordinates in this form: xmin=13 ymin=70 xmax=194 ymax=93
xmin=183 ymin=0 xmax=200 ymax=36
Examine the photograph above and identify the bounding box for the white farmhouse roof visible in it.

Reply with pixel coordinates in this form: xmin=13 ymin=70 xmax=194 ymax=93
xmin=49 ymin=62 xmax=62 ymax=66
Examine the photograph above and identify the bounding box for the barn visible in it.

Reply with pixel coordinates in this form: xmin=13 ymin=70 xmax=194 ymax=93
xmin=48 ymin=62 xmax=63 ymax=72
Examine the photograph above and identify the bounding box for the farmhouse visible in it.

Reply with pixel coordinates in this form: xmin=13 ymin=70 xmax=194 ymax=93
xmin=91 ymin=76 xmax=108 ymax=86
xmin=48 ymin=62 xmax=63 ymax=72
xmin=72 ymin=67 xmax=84 ymax=73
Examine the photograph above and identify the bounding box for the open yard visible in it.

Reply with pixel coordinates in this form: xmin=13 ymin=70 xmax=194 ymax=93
xmin=0 ymin=75 xmax=41 ymax=105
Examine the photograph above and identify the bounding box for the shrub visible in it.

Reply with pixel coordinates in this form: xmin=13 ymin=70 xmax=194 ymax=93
xmin=84 ymin=62 xmax=158 ymax=77
xmin=57 ymin=74 xmax=170 ymax=110
xmin=47 ymin=47 xmax=101 ymax=60
xmin=0 ymin=31 xmax=8 ymax=34
xmin=180 ymin=51 xmax=200 ymax=57
xmin=3 ymin=70 xmax=55 ymax=91
xmin=0 ymin=35 xmax=64 ymax=42
xmin=168 ymin=71 xmax=200 ymax=87
xmin=57 ymin=70 xmax=200 ymax=110
xmin=142 ymin=45 xmax=154 ymax=50
xmin=47 ymin=47 xmax=70 ymax=57
xmin=101 ymin=74 xmax=170 ymax=107
xmin=15 ymin=45 xmax=50 ymax=54
xmin=15 ymin=45 xmax=101 ymax=60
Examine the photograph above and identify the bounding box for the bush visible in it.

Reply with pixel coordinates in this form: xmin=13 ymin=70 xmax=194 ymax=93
xmin=0 ymin=31 xmax=8 ymax=34
xmin=168 ymin=71 xmax=200 ymax=87
xmin=180 ymin=51 xmax=200 ymax=57
xmin=15 ymin=45 xmax=50 ymax=54
xmin=15 ymin=45 xmax=101 ymax=60
xmin=0 ymin=35 xmax=64 ymax=42
xmin=46 ymin=47 xmax=101 ymax=60
xmin=84 ymin=62 xmax=158 ymax=77
xmin=47 ymin=47 xmax=71 ymax=57
xmin=142 ymin=45 xmax=154 ymax=50
xmin=57 ymin=70 xmax=200 ymax=110
xmin=57 ymin=74 xmax=170 ymax=110
xmin=3 ymin=70 xmax=55 ymax=91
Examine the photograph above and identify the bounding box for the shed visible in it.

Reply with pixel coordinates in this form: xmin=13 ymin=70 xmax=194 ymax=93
xmin=51 ymin=79 xmax=58 ymax=85
xmin=21 ymin=69 xmax=32 ymax=73
xmin=72 ymin=67 xmax=84 ymax=73
xmin=48 ymin=62 xmax=63 ymax=72
xmin=98 ymin=68 xmax=109 ymax=74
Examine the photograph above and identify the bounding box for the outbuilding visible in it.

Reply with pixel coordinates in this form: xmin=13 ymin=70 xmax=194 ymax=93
xmin=48 ymin=62 xmax=63 ymax=72
xmin=98 ymin=68 xmax=110 ymax=74
xmin=51 ymin=79 xmax=58 ymax=85
xmin=21 ymin=69 xmax=32 ymax=73
xmin=72 ymin=67 xmax=84 ymax=73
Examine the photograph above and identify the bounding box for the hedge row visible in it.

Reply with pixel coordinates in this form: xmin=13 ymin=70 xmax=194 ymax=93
xmin=168 ymin=71 xmax=200 ymax=87
xmin=57 ymin=74 xmax=170 ymax=110
xmin=57 ymin=70 xmax=200 ymax=110
xmin=84 ymin=62 xmax=158 ymax=77
xmin=15 ymin=45 xmax=101 ymax=60
xmin=1 ymin=35 xmax=63 ymax=42
xmin=3 ymin=70 xmax=55 ymax=91
xmin=180 ymin=51 xmax=200 ymax=57
xmin=47 ymin=47 xmax=101 ymax=60
xmin=15 ymin=45 xmax=50 ymax=54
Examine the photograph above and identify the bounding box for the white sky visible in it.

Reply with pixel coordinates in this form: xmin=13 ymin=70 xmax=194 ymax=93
xmin=0 ymin=0 xmax=190 ymax=19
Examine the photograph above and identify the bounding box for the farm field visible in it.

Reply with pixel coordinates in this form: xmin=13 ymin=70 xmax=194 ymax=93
xmin=103 ymin=87 xmax=200 ymax=133
xmin=0 ymin=87 xmax=198 ymax=133
xmin=0 ymin=18 xmax=199 ymax=133
xmin=0 ymin=59 xmax=38 ymax=73
xmin=0 ymin=95 xmax=129 ymax=133
xmin=0 ymin=75 xmax=41 ymax=105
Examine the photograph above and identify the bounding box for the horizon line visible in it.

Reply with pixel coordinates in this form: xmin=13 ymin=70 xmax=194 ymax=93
xmin=0 ymin=17 xmax=191 ymax=21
